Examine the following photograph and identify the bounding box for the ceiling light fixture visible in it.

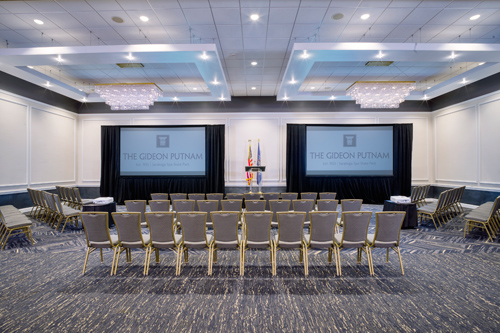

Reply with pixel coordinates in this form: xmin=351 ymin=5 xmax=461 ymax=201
xmin=450 ymin=52 xmax=456 ymax=59
xmin=251 ymin=87 xmax=256 ymax=90
xmin=56 ymin=55 xmax=63 ymax=62
xmin=332 ymin=13 xmax=344 ymax=20
xmin=94 ymin=83 xmax=162 ymax=110
xmin=423 ymin=95 xmax=428 ymax=100
xmin=211 ymin=79 xmax=220 ymax=85
xmin=219 ymin=95 xmax=226 ymax=101
xmin=346 ymin=81 xmax=416 ymax=108
xmin=27 ymin=66 xmax=34 ymax=69
xmin=461 ymin=77 xmax=468 ymax=84
xmin=301 ymin=50 xmax=310 ymax=59
xmin=360 ymin=14 xmax=370 ymax=20
xmin=139 ymin=16 xmax=149 ymax=22
xmin=282 ymin=96 xmax=289 ymax=101
xmin=201 ymin=51 xmax=208 ymax=60
xmin=478 ymin=62 xmax=485 ymax=65
xmin=193 ymin=87 xmax=198 ymax=90
xmin=126 ymin=53 xmax=134 ymax=60
xmin=470 ymin=14 xmax=480 ymax=21
xmin=289 ymin=79 xmax=297 ymax=84
xmin=310 ymin=87 xmax=315 ymax=89
xmin=251 ymin=61 xmax=258 ymax=66
xmin=330 ymin=95 xmax=336 ymax=100
xmin=82 ymin=97 xmax=87 ymax=102
xmin=45 ymin=81 xmax=51 ymax=87
xmin=173 ymin=97 xmax=179 ymax=101
xmin=427 ymin=86 xmax=431 ymax=89
xmin=34 ymin=19 xmax=44 ymax=25
xmin=250 ymin=14 xmax=259 ymax=21
xmin=375 ymin=51 xmax=384 ymax=59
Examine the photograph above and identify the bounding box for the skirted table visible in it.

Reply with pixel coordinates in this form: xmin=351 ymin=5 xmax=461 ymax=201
xmin=383 ymin=200 xmax=418 ymax=229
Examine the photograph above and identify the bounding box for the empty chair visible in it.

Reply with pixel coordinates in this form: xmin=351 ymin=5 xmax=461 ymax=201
xmin=245 ymin=200 xmax=266 ymax=212
xmin=170 ymin=193 xmax=187 ymax=202
xmin=227 ymin=193 xmax=244 ymax=200
xmin=301 ymin=192 xmax=317 ymax=204
xmin=197 ymin=200 xmax=219 ymax=226
xmin=66 ymin=187 xmax=79 ymax=209
xmin=80 ymin=212 xmax=119 ymax=275
xmin=338 ymin=199 xmax=363 ymax=227
xmin=304 ymin=211 xmax=339 ymax=274
xmin=0 ymin=206 xmax=34 ymax=251
xmin=73 ymin=188 xmax=93 ymax=209
xmin=293 ymin=199 xmax=315 ymax=224
xmin=124 ymin=200 xmax=147 ymax=227
xmin=320 ymin=192 xmax=337 ymax=200
xmin=463 ymin=196 xmax=500 ymax=242
xmin=188 ymin=193 xmax=205 ymax=211
xmin=244 ymin=193 xmax=261 ymax=201
xmin=210 ymin=211 xmax=242 ymax=275
xmin=221 ymin=199 xmax=243 ymax=212
xmin=177 ymin=212 xmax=212 ymax=275
xmin=145 ymin=212 xmax=182 ymax=275
xmin=206 ymin=193 xmax=223 ymax=209
xmin=263 ymin=192 xmax=279 ymax=211
xmin=334 ymin=211 xmax=372 ymax=276
xmin=269 ymin=200 xmax=291 ymax=227
xmin=317 ymin=199 xmax=338 ymax=212
xmin=53 ymin=194 xmax=81 ymax=232
xmin=366 ymin=212 xmax=406 ymax=276
xmin=281 ymin=192 xmax=298 ymax=201
xmin=151 ymin=193 xmax=168 ymax=200
xmin=112 ymin=212 xmax=151 ymax=276
xmin=274 ymin=212 xmax=307 ymax=276
xmin=149 ymin=200 xmax=170 ymax=212
xmin=241 ymin=212 xmax=274 ymax=276
xmin=173 ymin=200 xmax=195 ymax=220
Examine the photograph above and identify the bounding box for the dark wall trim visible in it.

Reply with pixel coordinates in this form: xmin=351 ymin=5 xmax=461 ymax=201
xmin=0 ymin=71 xmax=80 ymax=112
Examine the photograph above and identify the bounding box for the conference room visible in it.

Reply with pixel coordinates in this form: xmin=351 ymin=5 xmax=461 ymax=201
xmin=1 ymin=0 xmax=500 ymax=331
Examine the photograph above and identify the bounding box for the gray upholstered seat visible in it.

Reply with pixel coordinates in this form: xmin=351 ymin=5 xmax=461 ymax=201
xmin=244 ymin=192 xmax=261 ymax=201
xmin=206 ymin=193 xmax=223 ymax=210
xmin=241 ymin=211 xmax=274 ymax=276
xmin=245 ymin=200 xmax=266 ymax=212
xmin=211 ymin=211 xmax=242 ymax=275
xmin=173 ymin=200 xmax=196 ymax=221
xmin=338 ymin=199 xmax=363 ymax=226
xmin=53 ymin=194 xmax=81 ymax=232
xmin=149 ymin=200 xmax=171 ymax=212
xmin=464 ymin=196 xmax=500 ymax=242
xmin=300 ymin=192 xmax=317 ymax=203
xmin=0 ymin=205 xmax=34 ymax=251
xmin=274 ymin=212 xmax=307 ymax=276
xmin=73 ymin=188 xmax=93 ymax=209
xmin=227 ymin=193 xmax=244 ymax=200
xmin=269 ymin=199 xmax=291 ymax=227
xmin=177 ymin=212 xmax=213 ymax=275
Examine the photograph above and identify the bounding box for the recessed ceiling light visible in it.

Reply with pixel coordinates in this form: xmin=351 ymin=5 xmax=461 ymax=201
xmin=282 ymin=96 xmax=289 ymax=101
xmin=360 ymin=14 xmax=370 ymax=20
xmin=251 ymin=87 xmax=256 ymax=90
xmin=449 ymin=52 xmax=456 ymax=59
xmin=201 ymin=51 xmax=208 ymax=60
xmin=211 ymin=80 xmax=220 ymax=85
xmin=79 ymin=89 xmax=83 ymax=91
xmin=375 ymin=51 xmax=384 ymax=58
xmin=289 ymin=79 xmax=297 ymax=84
xmin=27 ymin=66 xmax=34 ymax=69
xmin=332 ymin=13 xmax=344 ymax=20
xmin=461 ymin=77 xmax=468 ymax=84
xmin=329 ymin=95 xmax=336 ymax=100
xmin=34 ymin=19 xmax=44 ymax=25
xmin=251 ymin=61 xmax=258 ymax=66
xmin=423 ymin=95 xmax=429 ymax=100
xmin=56 ymin=55 xmax=63 ymax=62
xmin=219 ymin=96 xmax=226 ymax=101
xmin=193 ymin=87 xmax=198 ymax=90
xmin=250 ymin=14 xmax=259 ymax=21
xmin=112 ymin=16 xmax=124 ymax=23
xmin=470 ymin=14 xmax=481 ymax=21
xmin=45 ymin=81 xmax=51 ymax=87
xmin=310 ymin=87 xmax=315 ymax=89
xmin=126 ymin=53 xmax=134 ymax=60
xmin=139 ymin=16 xmax=149 ymax=22
xmin=478 ymin=62 xmax=485 ymax=65
xmin=427 ymin=86 xmax=431 ymax=89
xmin=173 ymin=97 xmax=178 ymax=101
xmin=301 ymin=50 xmax=310 ymax=59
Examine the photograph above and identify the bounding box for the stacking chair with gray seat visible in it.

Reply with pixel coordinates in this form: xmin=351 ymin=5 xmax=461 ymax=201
xmin=274 ymin=212 xmax=307 ymax=276
xmin=301 ymin=192 xmax=317 ymax=204
xmin=334 ymin=211 xmax=372 ymax=276
xmin=245 ymin=200 xmax=266 ymax=212
xmin=112 ymin=212 xmax=151 ymax=276
xmin=73 ymin=188 xmax=93 ymax=209
xmin=197 ymin=200 xmax=219 ymax=227
xmin=463 ymin=196 xmax=500 ymax=242
xmin=66 ymin=187 xmax=80 ymax=209
xmin=263 ymin=192 xmax=279 ymax=211
xmin=417 ymin=191 xmax=448 ymax=229
xmin=0 ymin=205 xmax=34 ymax=251
xmin=227 ymin=193 xmax=244 ymax=201
xmin=177 ymin=212 xmax=213 ymax=275
xmin=210 ymin=211 xmax=242 ymax=275
xmin=292 ymin=199 xmax=315 ymax=225
xmin=124 ymin=200 xmax=148 ymax=227
xmin=320 ymin=192 xmax=337 ymax=200
xmin=80 ymin=212 xmax=119 ymax=275
xmin=170 ymin=193 xmax=187 ymax=202
xmin=281 ymin=192 xmax=298 ymax=201
xmin=53 ymin=194 xmax=81 ymax=232
xmin=151 ymin=193 xmax=168 ymax=200
xmin=244 ymin=193 xmax=261 ymax=201
xmin=173 ymin=200 xmax=196 ymax=222
xmin=221 ymin=199 xmax=243 ymax=213
xmin=145 ymin=212 xmax=182 ymax=275
xmin=317 ymin=199 xmax=338 ymax=212
xmin=149 ymin=200 xmax=171 ymax=212
xmin=269 ymin=199 xmax=291 ymax=227
xmin=188 ymin=193 xmax=205 ymax=211
xmin=241 ymin=211 xmax=274 ymax=276
xmin=206 ymin=193 xmax=223 ymax=209
xmin=366 ymin=212 xmax=406 ymax=276
xmin=337 ymin=199 xmax=363 ymax=230
xmin=304 ymin=211 xmax=339 ymax=274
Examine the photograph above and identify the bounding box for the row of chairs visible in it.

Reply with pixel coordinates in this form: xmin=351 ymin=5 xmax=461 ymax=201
xmin=27 ymin=188 xmax=81 ymax=232
xmin=81 ymin=210 xmax=406 ymax=277
xmin=464 ymin=196 xmax=500 ymax=242
xmin=417 ymin=186 xmax=465 ymax=229
xmin=55 ymin=186 xmax=93 ymax=210
xmin=0 ymin=205 xmax=34 ymax=250
xmin=410 ymin=185 xmax=430 ymax=206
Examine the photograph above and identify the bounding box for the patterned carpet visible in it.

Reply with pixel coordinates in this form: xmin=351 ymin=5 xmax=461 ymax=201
xmin=1 ymin=205 xmax=500 ymax=332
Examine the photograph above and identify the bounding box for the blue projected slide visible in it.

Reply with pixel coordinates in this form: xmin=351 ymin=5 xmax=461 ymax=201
xmin=120 ymin=127 xmax=206 ymax=176
xmin=306 ymin=125 xmax=393 ymax=176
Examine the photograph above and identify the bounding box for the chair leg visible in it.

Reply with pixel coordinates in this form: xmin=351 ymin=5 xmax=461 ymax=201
xmin=143 ymin=247 xmax=149 ymax=276
xmin=328 ymin=248 xmax=332 ymax=263
xmin=111 ymin=247 xmax=118 ymax=276
xmin=155 ymin=248 xmax=160 ymax=263
xmin=335 ymin=246 xmax=341 ymax=276
xmin=114 ymin=248 xmax=122 ymax=275
xmin=100 ymin=248 xmax=103 ymax=262
xmin=82 ymin=247 xmax=92 ymax=275
xmin=367 ymin=248 xmax=374 ymax=276
xmin=208 ymin=244 xmax=213 ymax=276
xmin=394 ymin=247 xmax=404 ymax=275
xmin=1 ymin=230 xmax=12 ymax=250
xmin=303 ymin=246 xmax=308 ymax=276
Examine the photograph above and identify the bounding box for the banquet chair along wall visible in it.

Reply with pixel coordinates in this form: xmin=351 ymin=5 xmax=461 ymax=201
xmin=334 ymin=211 xmax=372 ymax=276
xmin=366 ymin=212 xmax=406 ymax=276
xmin=0 ymin=205 xmax=34 ymax=251
xmin=177 ymin=212 xmax=213 ymax=275
xmin=241 ymin=212 xmax=274 ymax=276
xmin=274 ymin=212 xmax=307 ymax=276
xmin=80 ymin=212 xmax=119 ymax=275
xmin=145 ymin=212 xmax=182 ymax=275
xmin=463 ymin=196 xmax=500 ymax=242
xmin=53 ymin=194 xmax=81 ymax=232
xmin=304 ymin=211 xmax=339 ymax=274
xmin=210 ymin=211 xmax=242 ymax=275
xmin=112 ymin=212 xmax=151 ymax=276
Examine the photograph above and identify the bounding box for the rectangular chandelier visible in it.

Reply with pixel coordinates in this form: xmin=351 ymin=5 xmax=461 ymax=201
xmin=346 ymin=81 xmax=416 ymax=109
xmin=94 ymin=83 xmax=162 ymax=110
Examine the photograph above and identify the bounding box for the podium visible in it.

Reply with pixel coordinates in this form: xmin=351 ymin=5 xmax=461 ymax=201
xmin=245 ymin=166 xmax=266 ymax=193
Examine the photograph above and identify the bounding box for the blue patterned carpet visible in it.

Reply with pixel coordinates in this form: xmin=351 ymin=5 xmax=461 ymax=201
xmin=1 ymin=205 xmax=500 ymax=332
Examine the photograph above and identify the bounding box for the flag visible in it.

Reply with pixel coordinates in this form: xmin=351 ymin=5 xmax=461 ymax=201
xmin=257 ymin=140 xmax=262 ymax=185
xmin=246 ymin=141 xmax=253 ymax=185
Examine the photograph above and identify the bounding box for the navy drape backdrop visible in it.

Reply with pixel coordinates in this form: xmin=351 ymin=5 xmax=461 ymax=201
xmin=285 ymin=124 xmax=412 ymax=204
xmin=100 ymin=125 xmax=225 ymax=203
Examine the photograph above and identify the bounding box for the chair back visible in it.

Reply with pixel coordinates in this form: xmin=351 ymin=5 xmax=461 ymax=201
xmin=151 ymin=193 xmax=168 ymax=200
xmin=173 ymin=200 xmax=195 ymax=212
xmin=221 ymin=199 xmax=242 ymax=212
xmin=227 ymin=193 xmax=244 ymax=200
xmin=245 ymin=200 xmax=266 ymax=212
xmin=178 ymin=212 xmax=209 ymax=248
xmin=211 ymin=211 xmax=240 ymax=249
xmin=317 ymin=199 xmax=338 ymax=211
xmin=188 ymin=193 xmax=205 ymax=211
xmin=308 ymin=211 xmax=339 ymax=248
xmin=293 ymin=199 xmax=315 ymax=222
xmin=73 ymin=188 xmax=85 ymax=206
xmin=112 ymin=212 xmax=146 ymax=248
xmin=244 ymin=193 xmax=260 ymax=201
xmin=301 ymin=192 xmax=317 ymax=203
xmin=197 ymin=200 xmax=219 ymax=222
xmin=52 ymin=193 xmax=65 ymax=216
xmin=372 ymin=212 xmax=405 ymax=247
xmin=170 ymin=193 xmax=187 ymax=202
xmin=67 ymin=187 xmax=78 ymax=205
xmin=276 ymin=212 xmax=306 ymax=248
xmin=281 ymin=192 xmax=298 ymax=201
xmin=149 ymin=200 xmax=170 ymax=212
xmin=269 ymin=199 xmax=291 ymax=222
xmin=263 ymin=192 xmax=279 ymax=210
xmin=80 ymin=212 xmax=113 ymax=248
xmin=124 ymin=200 xmax=147 ymax=221
xmin=320 ymin=192 xmax=337 ymax=200
xmin=145 ymin=212 xmax=177 ymax=248
xmin=341 ymin=199 xmax=363 ymax=212
xmin=489 ymin=196 xmax=500 ymax=219
xmin=339 ymin=212 xmax=372 ymax=248
xmin=206 ymin=193 xmax=223 ymax=208
xmin=243 ymin=212 xmax=272 ymax=248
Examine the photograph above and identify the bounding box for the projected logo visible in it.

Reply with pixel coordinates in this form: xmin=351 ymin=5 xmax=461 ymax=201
xmin=343 ymin=134 xmax=356 ymax=147
xmin=156 ymin=135 xmax=170 ymax=148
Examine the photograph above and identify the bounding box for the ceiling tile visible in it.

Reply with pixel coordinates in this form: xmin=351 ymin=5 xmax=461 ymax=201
xmin=183 ymin=8 xmax=215 ymax=25
xmin=296 ymin=7 xmax=328 ymax=24
xmin=243 ymin=25 xmax=267 ymax=38
xmin=216 ymin=25 xmax=243 ymax=38
xmin=0 ymin=1 xmax=39 ymax=14
xmin=153 ymin=9 xmax=187 ymax=26
xmin=86 ymin=0 xmax=122 ymax=11
xmin=212 ymin=8 xmax=242 ymax=25
xmin=244 ymin=38 xmax=266 ymax=49
xmin=267 ymin=25 xmax=293 ymax=38
xmin=268 ymin=7 xmax=299 ymax=24
xmin=25 ymin=1 xmax=66 ymax=13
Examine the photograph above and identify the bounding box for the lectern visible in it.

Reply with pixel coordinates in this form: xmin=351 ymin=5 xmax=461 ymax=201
xmin=245 ymin=166 xmax=266 ymax=193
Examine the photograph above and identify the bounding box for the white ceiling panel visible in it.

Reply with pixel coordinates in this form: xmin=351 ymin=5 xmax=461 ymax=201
xmin=25 ymin=1 xmax=66 ymax=13
xmin=85 ymin=0 xmax=122 ymax=11
xmin=243 ymin=25 xmax=268 ymax=38
xmin=267 ymin=24 xmax=293 ymax=38
xmin=154 ymin=9 xmax=189 ymax=26
xmin=56 ymin=1 xmax=95 ymax=11
xmin=0 ymin=14 xmax=42 ymax=30
xmin=0 ymin=1 xmax=38 ymax=13
xmin=41 ymin=13 xmax=86 ymax=29
xmin=244 ymin=38 xmax=266 ymax=49
xmin=295 ymin=7 xmax=328 ymax=24
xmin=182 ymin=8 xmax=215 ymax=25
xmin=216 ymin=25 xmax=243 ymax=38
xmin=212 ymin=8 xmax=242 ymax=25
xmin=427 ymin=8 xmax=470 ymax=25
xmin=268 ymin=7 xmax=299 ymax=24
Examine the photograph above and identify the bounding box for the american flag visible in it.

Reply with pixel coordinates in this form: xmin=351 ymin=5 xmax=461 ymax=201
xmin=246 ymin=141 xmax=253 ymax=185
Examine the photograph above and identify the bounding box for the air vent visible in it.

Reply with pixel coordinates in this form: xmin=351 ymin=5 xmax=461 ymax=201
xmin=365 ymin=61 xmax=394 ymax=67
xmin=116 ymin=63 xmax=144 ymax=68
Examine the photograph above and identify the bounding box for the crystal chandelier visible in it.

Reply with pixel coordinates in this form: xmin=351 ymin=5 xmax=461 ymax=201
xmin=94 ymin=83 xmax=162 ymax=110
xmin=346 ymin=81 xmax=416 ymax=108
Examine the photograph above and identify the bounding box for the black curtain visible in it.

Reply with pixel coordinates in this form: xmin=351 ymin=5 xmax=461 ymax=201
xmin=100 ymin=125 xmax=225 ymax=203
xmin=286 ymin=124 xmax=412 ymax=204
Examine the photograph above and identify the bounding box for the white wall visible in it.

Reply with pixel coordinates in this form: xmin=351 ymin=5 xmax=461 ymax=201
xmin=0 ymin=90 xmax=77 ymax=194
